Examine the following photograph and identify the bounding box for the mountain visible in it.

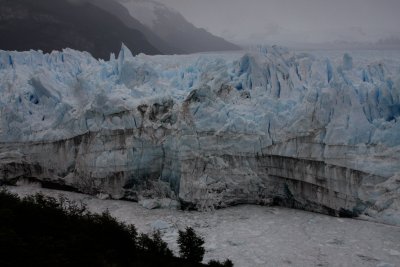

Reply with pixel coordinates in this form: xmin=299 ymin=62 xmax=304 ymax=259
xmin=87 ymin=0 xmax=179 ymax=54
xmin=376 ymin=36 xmax=400 ymax=49
xmin=0 ymin=46 xmax=399 ymax=225
xmin=116 ymin=0 xmax=241 ymax=53
xmin=0 ymin=0 xmax=240 ymax=57
xmin=0 ymin=0 xmax=160 ymax=59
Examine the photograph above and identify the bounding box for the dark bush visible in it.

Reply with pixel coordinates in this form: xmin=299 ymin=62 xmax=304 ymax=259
xmin=0 ymin=189 xmax=232 ymax=266
xmin=177 ymin=227 xmax=205 ymax=263
xmin=223 ymin=259 xmax=234 ymax=267
xmin=208 ymin=259 xmax=234 ymax=267
xmin=138 ymin=231 xmax=173 ymax=257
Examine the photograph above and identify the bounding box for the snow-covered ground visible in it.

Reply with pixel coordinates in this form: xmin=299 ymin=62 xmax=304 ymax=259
xmin=7 ymin=185 xmax=400 ymax=267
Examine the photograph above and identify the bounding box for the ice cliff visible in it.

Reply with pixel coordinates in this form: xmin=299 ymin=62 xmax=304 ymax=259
xmin=0 ymin=45 xmax=399 ymax=225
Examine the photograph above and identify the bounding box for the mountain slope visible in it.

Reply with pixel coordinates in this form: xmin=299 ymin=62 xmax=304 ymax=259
xmin=88 ymin=0 xmax=180 ymax=54
xmin=117 ymin=0 xmax=241 ymax=53
xmin=0 ymin=0 xmax=160 ymax=59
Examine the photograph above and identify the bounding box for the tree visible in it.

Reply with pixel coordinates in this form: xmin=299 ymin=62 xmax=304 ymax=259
xmin=208 ymin=259 xmax=234 ymax=267
xmin=177 ymin=227 xmax=205 ymax=263
xmin=138 ymin=231 xmax=173 ymax=257
xmin=0 ymin=189 xmax=234 ymax=266
xmin=222 ymin=259 xmax=234 ymax=267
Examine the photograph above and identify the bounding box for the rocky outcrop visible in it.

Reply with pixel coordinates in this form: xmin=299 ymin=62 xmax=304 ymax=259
xmin=0 ymin=46 xmax=399 ymax=225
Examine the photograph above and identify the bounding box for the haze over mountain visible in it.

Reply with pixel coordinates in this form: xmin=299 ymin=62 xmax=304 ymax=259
xmin=117 ymin=0 xmax=240 ymax=53
xmin=84 ymin=0 xmax=179 ymax=54
xmin=161 ymin=0 xmax=400 ymax=48
xmin=0 ymin=0 xmax=240 ymax=58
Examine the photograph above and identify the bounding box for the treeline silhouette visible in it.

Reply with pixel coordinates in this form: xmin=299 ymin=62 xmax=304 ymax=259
xmin=0 ymin=189 xmax=233 ymax=267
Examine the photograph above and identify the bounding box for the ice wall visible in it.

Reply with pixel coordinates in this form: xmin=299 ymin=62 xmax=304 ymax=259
xmin=0 ymin=46 xmax=399 ymax=225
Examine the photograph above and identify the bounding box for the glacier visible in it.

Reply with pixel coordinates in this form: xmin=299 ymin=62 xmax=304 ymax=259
xmin=0 ymin=45 xmax=399 ymax=225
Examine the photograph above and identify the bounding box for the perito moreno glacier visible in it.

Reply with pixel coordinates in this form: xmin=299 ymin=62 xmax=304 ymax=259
xmin=0 ymin=45 xmax=399 ymax=225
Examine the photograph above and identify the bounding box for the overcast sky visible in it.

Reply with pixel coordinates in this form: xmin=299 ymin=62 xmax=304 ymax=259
xmin=158 ymin=0 xmax=400 ymax=45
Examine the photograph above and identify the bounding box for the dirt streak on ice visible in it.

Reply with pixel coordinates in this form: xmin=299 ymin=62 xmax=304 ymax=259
xmin=7 ymin=186 xmax=400 ymax=267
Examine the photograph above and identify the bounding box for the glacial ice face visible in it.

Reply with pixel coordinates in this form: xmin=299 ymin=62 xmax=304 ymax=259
xmin=0 ymin=46 xmax=399 ymax=225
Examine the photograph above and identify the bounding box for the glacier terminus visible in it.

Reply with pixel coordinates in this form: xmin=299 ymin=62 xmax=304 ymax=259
xmin=0 ymin=45 xmax=399 ymax=226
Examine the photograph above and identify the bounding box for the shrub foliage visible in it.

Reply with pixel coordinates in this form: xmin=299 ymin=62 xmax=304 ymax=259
xmin=0 ymin=189 xmax=233 ymax=267
xmin=178 ymin=227 xmax=206 ymax=263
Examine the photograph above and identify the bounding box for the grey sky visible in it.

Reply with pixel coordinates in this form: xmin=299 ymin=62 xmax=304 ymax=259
xmin=157 ymin=0 xmax=400 ymax=45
